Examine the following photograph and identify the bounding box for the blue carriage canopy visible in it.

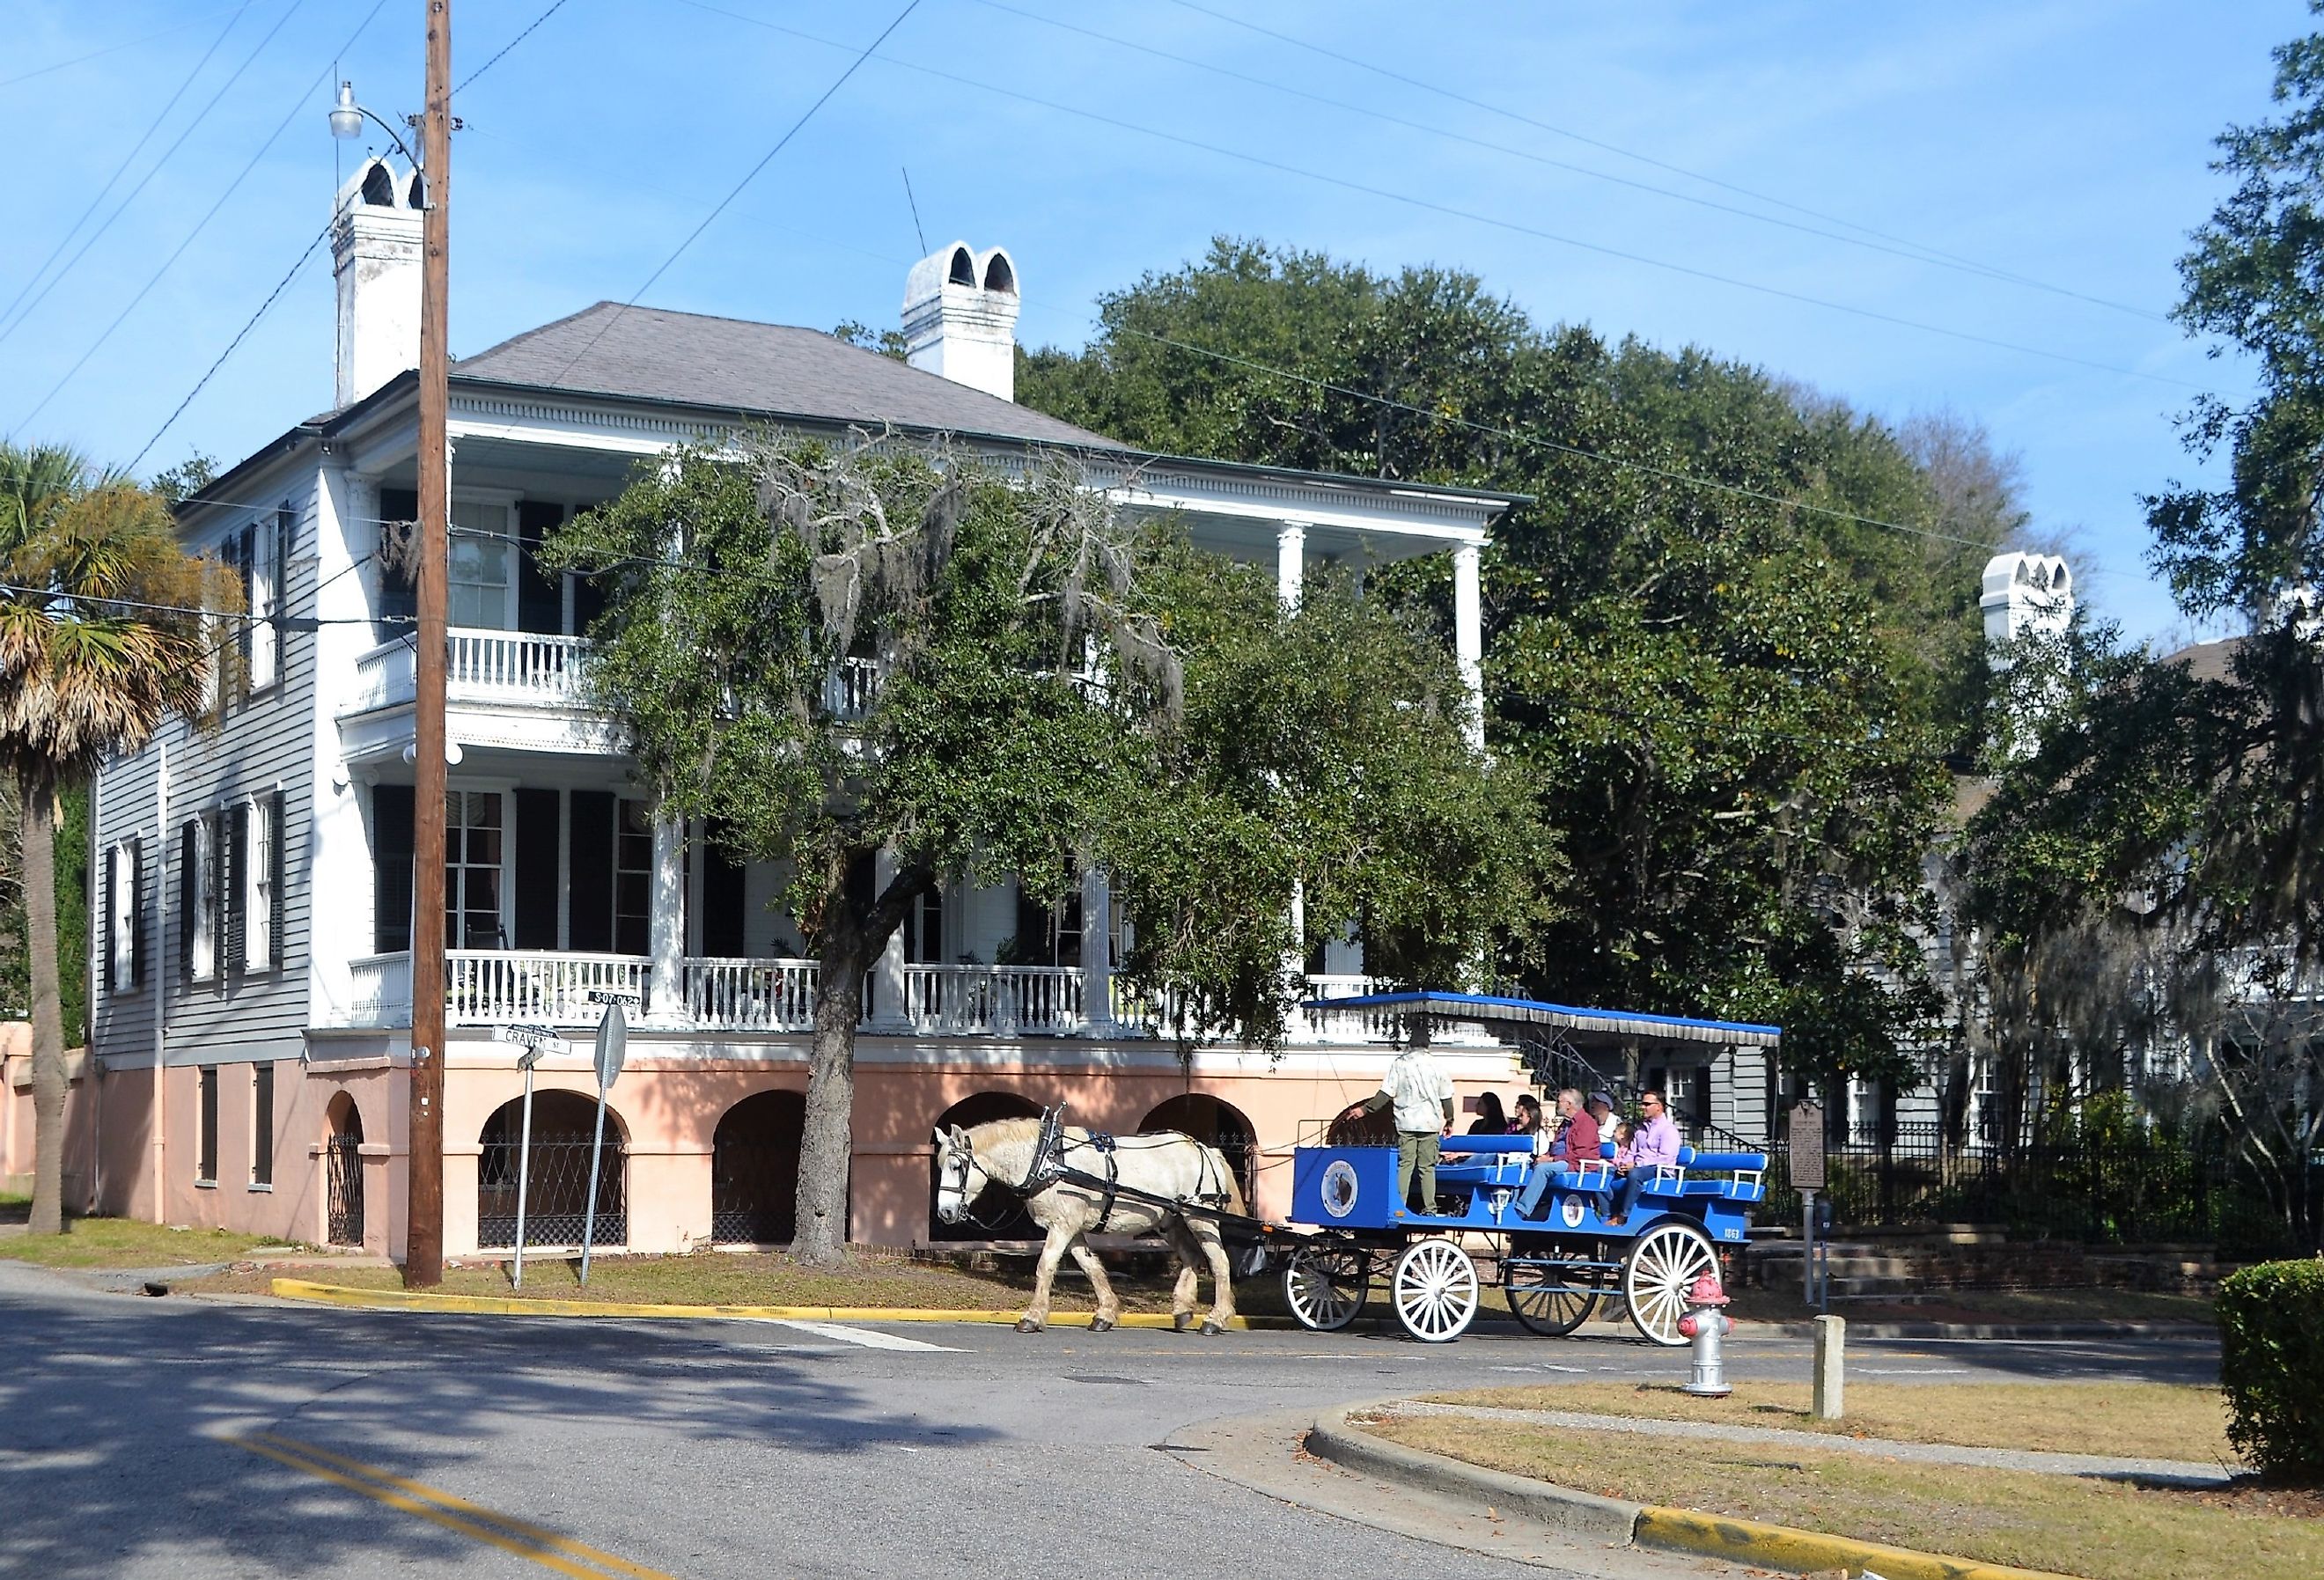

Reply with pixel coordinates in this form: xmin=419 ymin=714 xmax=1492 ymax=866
xmin=1298 ymin=989 xmax=1782 ymax=1049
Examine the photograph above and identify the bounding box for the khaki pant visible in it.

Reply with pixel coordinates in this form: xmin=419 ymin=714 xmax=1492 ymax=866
xmin=1396 ymin=1130 xmax=1442 ymax=1212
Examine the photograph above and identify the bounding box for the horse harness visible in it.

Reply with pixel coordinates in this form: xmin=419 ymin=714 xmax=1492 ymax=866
xmin=1004 ymin=1105 xmax=1237 ymax=1234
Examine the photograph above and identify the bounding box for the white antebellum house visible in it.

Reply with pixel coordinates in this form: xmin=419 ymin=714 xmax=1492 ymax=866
xmin=70 ymin=158 xmax=1540 ymax=1257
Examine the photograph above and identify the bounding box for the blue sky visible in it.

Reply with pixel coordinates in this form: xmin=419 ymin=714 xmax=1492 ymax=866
xmin=0 ymin=0 xmax=2303 ymax=644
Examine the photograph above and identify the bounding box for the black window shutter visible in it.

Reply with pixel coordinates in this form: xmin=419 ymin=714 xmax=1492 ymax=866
xmin=372 ymin=784 xmax=415 ymax=953
xmin=225 ymin=804 xmax=248 ymax=978
xmin=178 ymin=822 xmax=196 ymax=981
xmin=103 ymin=849 xmax=117 ymax=993
xmin=516 ymin=501 xmax=565 ymax=636
xmin=129 ymin=837 xmax=145 ymax=988
xmin=511 ymin=787 xmax=560 ymax=949
xmin=274 ymin=505 xmax=294 ymax=677
xmin=268 ymin=792 xmax=286 ymax=969
xmin=566 ymin=790 xmax=614 ymax=952
xmin=378 ymin=488 xmax=419 ymax=643
xmin=233 ymin=525 xmax=255 ymax=675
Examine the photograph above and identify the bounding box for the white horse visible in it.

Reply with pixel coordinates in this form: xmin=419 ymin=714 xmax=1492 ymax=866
xmin=931 ymin=1117 xmax=1246 ymax=1334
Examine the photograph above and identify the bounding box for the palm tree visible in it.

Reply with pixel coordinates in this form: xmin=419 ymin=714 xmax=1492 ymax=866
xmin=1 ymin=444 xmax=219 ymax=1235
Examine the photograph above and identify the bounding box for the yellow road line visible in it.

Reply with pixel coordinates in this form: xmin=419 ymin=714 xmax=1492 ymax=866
xmin=233 ymin=1432 xmax=676 ymax=1580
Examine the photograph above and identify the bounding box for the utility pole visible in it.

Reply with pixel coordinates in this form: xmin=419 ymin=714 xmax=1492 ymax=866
xmin=405 ymin=0 xmax=453 ymax=1288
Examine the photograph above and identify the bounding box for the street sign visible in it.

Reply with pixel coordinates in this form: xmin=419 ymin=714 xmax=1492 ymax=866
xmin=594 ymin=1001 xmax=628 ymax=1091
xmin=1788 ymin=1099 xmax=1827 ymax=1192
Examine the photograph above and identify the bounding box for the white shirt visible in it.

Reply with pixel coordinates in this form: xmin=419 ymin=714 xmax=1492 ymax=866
xmin=1378 ymin=1047 xmax=1454 ymax=1134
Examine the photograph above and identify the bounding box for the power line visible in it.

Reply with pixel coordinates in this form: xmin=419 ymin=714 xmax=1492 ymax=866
xmin=0 ymin=3 xmax=248 ymax=92
xmin=9 ymin=0 xmax=393 ymax=439
xmin=129 ymin=0 xmax=578 ymax=469
xmin=129 ymin=218 xmax=334 ymax=473
xmin=1156 ymin=0 xmax=2119 ymax=320
xmin=0 ymin=0 xmax=298 ymax=349
xmin=673 ymin=0 xmax=2194 ymax=390
xmin=967 ymin=0 xmax=2166 ymax=327
xmin=0 ymin=4 xmax=254 ymax=337
xmin=456 ymin=0 xmax=576 ymax=94
xmin=490 ymin=0 xmax=924 ymax=405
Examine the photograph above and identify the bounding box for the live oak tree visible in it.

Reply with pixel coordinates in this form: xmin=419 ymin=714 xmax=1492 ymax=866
xmin=548 ymin=434 xmax=1533 ymax=1265
xmin=1 ymin=454 xmax=220 ymax=1236
xmin=1022 ymin=240 xmax=1999 ymax=1093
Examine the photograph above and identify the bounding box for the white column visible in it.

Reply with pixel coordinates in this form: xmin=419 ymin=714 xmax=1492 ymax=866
xmin=647 ymin=811 xmax=684 ymax=1022
xmin=869 ymin=847 xmax=908 ymax=1031
xmin=1452 ymin=540 xmax=1485 ymax=752
xmin=1079 ymin=867 xmax=1111 ymax=1033
xmin=1276 ymin=523 xmax=1306 ymax=609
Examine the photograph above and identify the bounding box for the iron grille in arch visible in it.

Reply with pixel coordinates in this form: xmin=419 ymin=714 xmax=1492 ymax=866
xmin=326 ymin=1132 xmax=364 ymax=1247
xmin=476 ymin=1135 xmax=626 ymax=1248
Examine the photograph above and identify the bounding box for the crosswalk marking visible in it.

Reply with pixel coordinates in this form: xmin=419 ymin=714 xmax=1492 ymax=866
xmin=770 ymin=1319 xmax=964 ymax=1352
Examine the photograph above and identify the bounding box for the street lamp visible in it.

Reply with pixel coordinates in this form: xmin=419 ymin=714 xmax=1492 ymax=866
xmin=328 ymin=80 xmax=423 ymax=171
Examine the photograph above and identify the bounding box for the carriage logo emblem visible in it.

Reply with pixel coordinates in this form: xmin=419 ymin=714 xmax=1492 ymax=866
xmin=1559 ymin=1195 xmax=1586 ymax=1229
xmin=1320 ymin=1159 xmax=1359 ymax=1218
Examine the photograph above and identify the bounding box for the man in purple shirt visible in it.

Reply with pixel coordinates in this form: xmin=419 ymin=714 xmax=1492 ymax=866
xmin=1607 ymin=1088 xmax=1682 ymax=1226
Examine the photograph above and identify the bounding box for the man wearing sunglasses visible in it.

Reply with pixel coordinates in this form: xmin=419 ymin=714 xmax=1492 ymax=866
xmin=1607 ymin=1087 xmax=1681 ymax=1226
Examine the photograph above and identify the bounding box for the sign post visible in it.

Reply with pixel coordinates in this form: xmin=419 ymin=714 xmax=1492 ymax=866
xmin=492 ymin=1024 xmax=565 ymax=1290
xmin=579 ymin=991 xmax=636 ymax=1285
xmin=1787 ymin=1100 xmax=1828 ymax=1312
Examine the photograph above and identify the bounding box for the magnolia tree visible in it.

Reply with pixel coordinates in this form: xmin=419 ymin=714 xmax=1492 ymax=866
xmin=548 ymin=434 xmax=1541 ymax=1264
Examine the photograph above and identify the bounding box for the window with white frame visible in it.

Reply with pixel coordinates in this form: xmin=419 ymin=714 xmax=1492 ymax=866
xmin=246 ymin=510 xmax=283 ymax=690
xmin=241 ymin=792 xmax=278 ymax=974
xmin=181 ymin=814 xmax=220 ymax=982
xmin=448 ymin=501 xmax=514 ymax=629
xmin=104 ymin=839 xmax=144 ymax=993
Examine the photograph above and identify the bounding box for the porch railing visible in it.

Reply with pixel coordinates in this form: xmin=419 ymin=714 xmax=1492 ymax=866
xmin=447 ymin=950 xmax=650 ymax=1025
xmin=344 ymin=628 xmax=593 ymax=716
xmin=338 ymin=951 xmax=1441 ymax=1047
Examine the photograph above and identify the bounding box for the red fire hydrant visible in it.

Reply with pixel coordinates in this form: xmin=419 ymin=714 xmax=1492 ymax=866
xmin=1677 ymin=1270 xmax=1732 ymax=1397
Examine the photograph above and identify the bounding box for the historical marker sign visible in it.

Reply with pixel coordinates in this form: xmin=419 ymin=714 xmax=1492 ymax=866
xmin=1788 ymin=1100 xmax=1827 ymax=1191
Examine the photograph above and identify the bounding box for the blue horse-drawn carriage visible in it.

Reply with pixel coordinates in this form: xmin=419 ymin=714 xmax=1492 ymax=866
xmin=1272 ymin=992 xmax=1776 ymax=1345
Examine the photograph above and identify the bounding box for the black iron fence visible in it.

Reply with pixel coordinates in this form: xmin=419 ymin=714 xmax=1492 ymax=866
xmin=1753 ymin=1121 xmax=2318 ymax=1254
xmin=478 ymin=1135 xmax=626 ymax=1248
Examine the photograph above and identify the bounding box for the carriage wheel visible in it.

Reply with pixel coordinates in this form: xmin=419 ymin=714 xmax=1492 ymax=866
xmin=1504 ymin=1245 xmax=1601 ymax=1337
xmin=1282 ymin=1244 xmax=1370 ymax=1332
xmin=1622 ymin=1221 xmax=1717 ymax=1347
xmin=1391 ymin=1238 xmax=1479 ymax=1343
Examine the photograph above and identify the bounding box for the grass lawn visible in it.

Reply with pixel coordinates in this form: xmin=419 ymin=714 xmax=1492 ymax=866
xmin=1360 ymin=1415 xmax=2320 ymax=1580
xmin=181 ymin=1246 xmax=1283 ymax=1315
xmin=1417 ymin=1380 xmax=2236 ymax=1466
xmin=0 ymin=1216 xmax=292 ymax=1269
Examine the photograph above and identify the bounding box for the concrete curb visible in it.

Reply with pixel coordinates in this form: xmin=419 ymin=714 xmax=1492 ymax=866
xmin=268 ymin=1277 xmax=1293 ymax=1329
xmin=1313 ymin=1404 xmax=2086 ymax=1580
xmin=1305 ymin=1407 xmax=1643 ymax=1540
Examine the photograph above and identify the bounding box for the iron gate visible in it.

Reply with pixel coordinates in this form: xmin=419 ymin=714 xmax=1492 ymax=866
xmin=477 ymin=1135 xmax=627 ymax=1248
xmin=326 ymin=1132 xmax=364 ymax=1247
xmin=710 ymin=1140 xmax=798 ymax=1245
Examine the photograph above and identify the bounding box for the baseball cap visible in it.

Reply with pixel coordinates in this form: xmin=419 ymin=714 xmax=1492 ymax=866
xmin=1587 ymin=1090 xmax=1614 ymax=1108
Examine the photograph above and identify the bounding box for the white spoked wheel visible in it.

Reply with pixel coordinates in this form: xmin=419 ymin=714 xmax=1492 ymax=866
xmin=1504 ymin=1245 xmax=1602 ymax=1337
xmin=1282 ymin=1244 xmax=1371 ymax=1332
xmin=1622 ymin=1221 xmax=1717 ymax=1347
xmin=1391 ymin=1238 xmax=1479 ymax=1343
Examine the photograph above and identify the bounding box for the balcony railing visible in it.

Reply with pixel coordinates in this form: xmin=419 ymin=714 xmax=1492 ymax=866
xmin=344 ymin=628 xmax=594 ymax=717
xmin=337 ymin=950 xmax=1423 ymax=1045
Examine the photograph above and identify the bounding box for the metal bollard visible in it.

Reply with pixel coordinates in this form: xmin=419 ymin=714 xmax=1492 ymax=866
xmin=1676 ymin=1270 xmax=1733 ymax=1397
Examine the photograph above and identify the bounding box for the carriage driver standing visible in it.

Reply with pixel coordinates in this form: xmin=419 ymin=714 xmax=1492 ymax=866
xmin=1340 ymin=1036 xmax=1456 ymax=1213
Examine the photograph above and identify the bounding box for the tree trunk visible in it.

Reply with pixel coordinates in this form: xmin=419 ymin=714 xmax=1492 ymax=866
xmin=792 ymin=944 xmax=863 ymax=1267
xmin=23 ymin=775 xmax=67 ymax=1237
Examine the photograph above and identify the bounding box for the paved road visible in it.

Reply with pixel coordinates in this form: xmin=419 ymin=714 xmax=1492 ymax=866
xmin=0 ymin=1261 xmax=2217 ymax=1579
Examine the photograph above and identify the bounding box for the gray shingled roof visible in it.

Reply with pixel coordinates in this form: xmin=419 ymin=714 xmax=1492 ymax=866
xmin=453 ymin=301 xmax=1129 ymax=450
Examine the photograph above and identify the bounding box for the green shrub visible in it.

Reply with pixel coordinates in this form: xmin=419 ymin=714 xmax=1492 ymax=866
xmin=2217 ymin=1255 xmax=2324 ymax=1481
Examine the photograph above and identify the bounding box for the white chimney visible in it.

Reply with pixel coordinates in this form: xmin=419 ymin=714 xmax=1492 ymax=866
xmin=1980 ymin=552 xmax=2074 ymax=652
xmin=332 ymin=157 xmax=423 ymax=409
xmin=901 ymin=241 xmax=1020 ymax=402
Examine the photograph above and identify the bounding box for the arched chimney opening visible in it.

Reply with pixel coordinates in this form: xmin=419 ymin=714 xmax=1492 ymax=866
xmin=361 ymin=161 xmax=397 ymax=207
xmin=947 ymin=246 xmax=975 ymax=286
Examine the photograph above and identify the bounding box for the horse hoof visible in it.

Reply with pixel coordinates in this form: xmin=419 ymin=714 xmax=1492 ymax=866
xmin=1172 ymin=1312 xmax=1193 ymax=1333
xmin=1090 ymin=1316 xmax=1114 ymax=1334
xmin=1201 ymin=1319 xmax=1227 ymax=1336
xmin=1013 ymin=1319 xmax=1042 ymax=1334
